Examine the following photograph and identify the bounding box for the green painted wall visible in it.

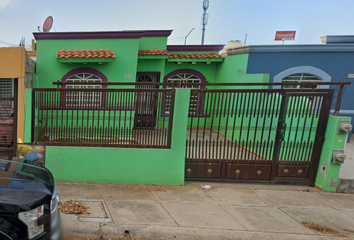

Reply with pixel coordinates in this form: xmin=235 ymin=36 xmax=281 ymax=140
xmin=213 ymin=53 xmax=269 ymax=88
xmin=315 ymin=116 xmax=351 ymax=192
xmin=45 ymin=88 xmax=191 ymax=185
xmin=24 ymin=89 xmax=32 ymax=142
xmin=164 ymin=61 xmax=218 ymax=83
xmin=36 ymin=38 xmax=140 ymax=88
xmin=216 ymin=53 xmax=249 ymax=76
xmin=137 ymin=59 xmax=166 ymax=83
xmin=139 ymin=37 xmax=168 ymax=50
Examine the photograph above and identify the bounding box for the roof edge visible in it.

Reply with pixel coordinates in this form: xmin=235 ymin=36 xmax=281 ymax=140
xmin=33 ymin=30 xmax=173 ymax=40
xmin=247 ymin=44 xmax=354 ymax=53
xmin=167 ymin=45 xmax=224 ymax=52
xmin=226 ymin=46 xmax=249 ymax=55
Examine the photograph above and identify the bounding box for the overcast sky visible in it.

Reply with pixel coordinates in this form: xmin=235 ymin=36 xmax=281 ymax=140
xmin=0 ymin=0 xmax=353 ymax=47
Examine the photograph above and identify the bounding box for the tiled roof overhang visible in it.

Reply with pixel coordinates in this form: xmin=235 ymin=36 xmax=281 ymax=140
xmin=137 ymin=50 xmax=224 ymax=62
xmin=138 ymin=50 xmax=169 ymax=56
xmin=33 ymin=30 xmax=173 ymax=40
xmin=138 ymin=50 xmax=169 ymax=59
xmin=57 ymin=49 xmax=116 ymax=63
xmin=168 ymin=53 xmax=223 ymax=59
xmin=57 ymin=49 xmax=116 ymax=59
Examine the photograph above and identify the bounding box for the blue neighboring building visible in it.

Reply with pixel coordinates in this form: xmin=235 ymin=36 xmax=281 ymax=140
xmin=227 ymin=36 xmax=354 ymax=137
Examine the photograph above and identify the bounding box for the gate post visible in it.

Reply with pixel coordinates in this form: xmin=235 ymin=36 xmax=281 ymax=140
xmin=24 ymin=89 xmax=33 ymax=142
xmin=271 ymin=93 xmax=289 ymax=181
xmin=31 ymin=89 xmax=35 ymax=143
xmin=315 ymin=116 xmax=351 ymax=192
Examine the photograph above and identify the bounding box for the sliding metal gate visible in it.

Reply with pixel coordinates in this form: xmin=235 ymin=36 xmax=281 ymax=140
xmin=185 ymin=88 xmax=333 ymax=185
xmin=0 ymin=78 xmax=18 ymax=157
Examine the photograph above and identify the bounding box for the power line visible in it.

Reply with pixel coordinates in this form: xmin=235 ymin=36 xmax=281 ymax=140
xmin=169 ymin=37 xmax=184 ymax=40
xmin=0 ymin=40 xmax=16 ymax=46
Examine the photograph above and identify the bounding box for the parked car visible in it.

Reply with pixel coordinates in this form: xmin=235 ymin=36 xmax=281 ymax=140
xmin=0 ymin=154 xmax=61 ymax=239
xmin=0 ymin=103 xmax=14 ymax=148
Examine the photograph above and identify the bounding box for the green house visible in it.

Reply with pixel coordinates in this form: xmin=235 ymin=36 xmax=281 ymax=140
xmin=27 ymin=30 xmax=349 ymax=190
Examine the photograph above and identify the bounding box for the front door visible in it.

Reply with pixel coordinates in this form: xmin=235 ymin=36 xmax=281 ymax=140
xmin=134 ymin=72 xmax=160 ymax=129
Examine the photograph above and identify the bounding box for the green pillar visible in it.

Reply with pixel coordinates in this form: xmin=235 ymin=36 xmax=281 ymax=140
xmin=24 ymin=89 xmax=32 ymax=142
xmin=315 ymin=116 xmax=351 ymax=192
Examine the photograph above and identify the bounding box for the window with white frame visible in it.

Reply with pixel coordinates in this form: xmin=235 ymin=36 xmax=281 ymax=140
xmin=66 ymin=73 xmax=102 ymax=107
xmin=166 ymin=73 xmax=201 ymax=114
xmin=282 ymin=73 xmax=322 ymax=89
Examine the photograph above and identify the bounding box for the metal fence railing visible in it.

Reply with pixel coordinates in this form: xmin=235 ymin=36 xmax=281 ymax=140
xmin=32 ymin=88 xmax=175 ymax=148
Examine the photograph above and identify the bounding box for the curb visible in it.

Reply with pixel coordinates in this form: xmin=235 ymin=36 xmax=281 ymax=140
xmin=64 ymin=224 xmax=322 ymax=240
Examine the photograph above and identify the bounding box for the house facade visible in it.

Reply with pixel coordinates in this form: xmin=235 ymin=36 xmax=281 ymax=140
xmin=226 ymin=36 xmax=354 ymax=137
xmin=23 ymin=30 xmax=350 ymax=190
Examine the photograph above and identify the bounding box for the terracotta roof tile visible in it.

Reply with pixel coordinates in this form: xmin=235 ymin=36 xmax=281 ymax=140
xmin=138 ymin=50 xmax=223 ymax=59
xmin=168 ymin=53 xmax=224 ymax=59
xmin=138 ymin=50 xmax=169 ymax=56
xmin=57 ymin=49 xmax=116 ymax=59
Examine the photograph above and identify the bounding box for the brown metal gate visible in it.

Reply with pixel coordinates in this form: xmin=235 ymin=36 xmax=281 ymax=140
xmin=185 ymin=88 xmax=333 ymax=185
xmin=0 ymin=78 xmax=18 ymax=157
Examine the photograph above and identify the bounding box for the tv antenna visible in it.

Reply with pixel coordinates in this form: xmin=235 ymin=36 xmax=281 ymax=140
xmin=38 ymin=16 xmax=53 ymax=32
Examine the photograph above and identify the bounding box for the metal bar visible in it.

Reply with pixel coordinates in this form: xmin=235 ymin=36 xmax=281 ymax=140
xmin=36 ymin=88 xmax=175 ymax=93
xmin=215 ymin=92 xmax=223 ymax=160
xmin=333 ymin=84 xmax=344 ymax=116
xmin=229 ymin=92 xmax=239 ymax=160
xmin=289 ymin=96 xmax=303 ymax=162
xmin=271 ymin=93 xmax=289 ymax=181
xmin=238 ymin=92 xmax=246 ymax=159
xmin=12 ymin=79 xmax=18 ymax=156
xmin=0 ymin=98 xmax=15 ymax=101
xmin=52 ymin=81 xmax=351 ymax=87
xmin=31 ymin=88 xmax=36 ymax=143
xmin=260 ymin=92 xmax=268 ymax=160
xmin=298 ymin=96 xmax=312 ymax=162
xmin=167 ymin=89 xmax=175 ymax=148
xmin=265 ymin=93 xmax=276 ymax=160
xmin=252 ymin=92 xmax=261 ymax=159
xmin=308 ymin=91 xmax=333 ymax=185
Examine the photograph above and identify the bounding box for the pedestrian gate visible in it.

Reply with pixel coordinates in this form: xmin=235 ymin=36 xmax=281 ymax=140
xmin=0 ymin=78 xmax=18 ymax=157
xmin=185 ymin=88 xmax=333 ymax=185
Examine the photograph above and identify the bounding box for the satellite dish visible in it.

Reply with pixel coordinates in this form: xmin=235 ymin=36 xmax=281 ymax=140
xmin=42 ymin=16 xmax=53 ymax=32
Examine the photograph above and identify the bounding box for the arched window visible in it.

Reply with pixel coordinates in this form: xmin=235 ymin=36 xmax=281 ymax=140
xmin=166 ymin=73 xmax=201 ymax=113
xmin=273 ymin=66 xmax=331 ymax=89
xmin=164 ymin=70 xmax=207 ymax=115
xmin=66 ymin=73 xmax=102 ymax=106
xmin=167 ymin=73 xmax=202 ymax=88
xmin=282 ymin=73 xmax=322 ymax=89
xmin=61 ymin=68 xmax=107 ymax=107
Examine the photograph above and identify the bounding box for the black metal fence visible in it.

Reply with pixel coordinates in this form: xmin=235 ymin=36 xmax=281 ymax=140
xmin=32 ymin=88 xmax=175 ymax=148
xmin=185 ymin=88 xmax=334 ymax=184
xmin=185 ymin=89 xmax=332 ymax=161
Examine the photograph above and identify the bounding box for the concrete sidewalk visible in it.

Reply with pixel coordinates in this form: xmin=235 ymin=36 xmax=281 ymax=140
xmin=58 ymin=181 xmax=354 ymax=240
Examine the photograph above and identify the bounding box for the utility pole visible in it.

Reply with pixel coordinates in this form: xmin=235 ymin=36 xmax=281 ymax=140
xmin=184 ymin=28 xmax=195 ymax=45
xmin=201 ymin=0 xmax=209 ymax=45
